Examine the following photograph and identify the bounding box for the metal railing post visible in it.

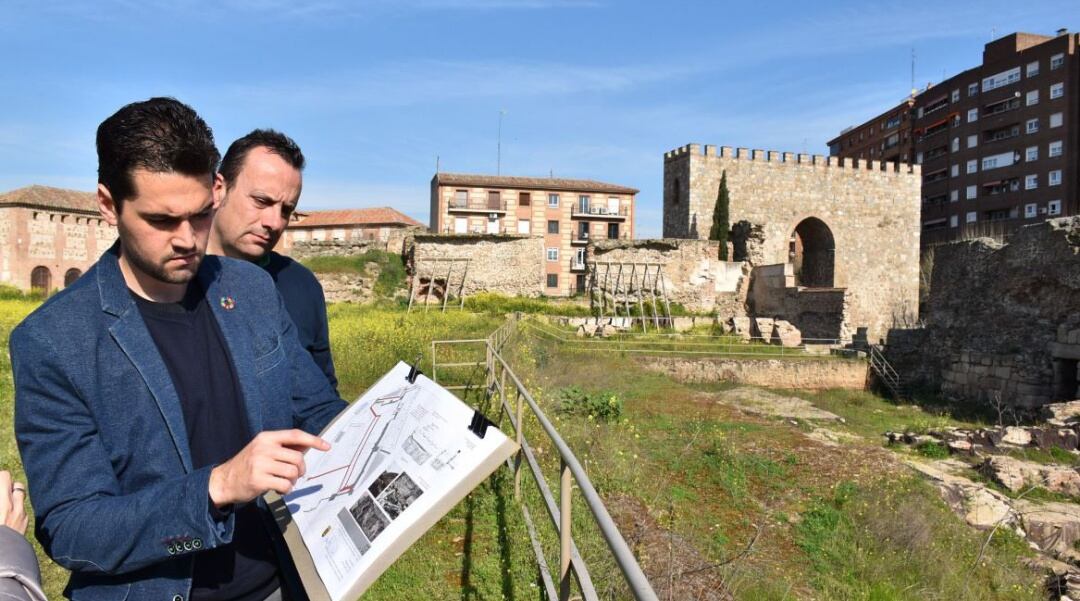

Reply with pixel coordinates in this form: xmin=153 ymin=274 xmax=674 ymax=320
xmin=514 ymin=387 xmax=524 ymax=501
xmin=560 ymin=458 xmax=572 ymax=601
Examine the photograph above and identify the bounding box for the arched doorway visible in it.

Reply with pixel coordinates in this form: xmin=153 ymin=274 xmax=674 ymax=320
xmin=30 ymin=266 xmax=52 ymax=294
xmin=789 ymin=218 xmax=835 ymax=288
xmin=64 ymin=268 xmax=82 ymax=287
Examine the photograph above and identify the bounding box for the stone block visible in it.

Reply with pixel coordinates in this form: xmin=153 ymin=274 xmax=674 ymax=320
xmin=772 ymin=320 xmax=802 ymax=347
xmin=671 ymin=317 xmax=696 ymax=332
xmin=752 ymin=317 xmax=774 ymax=340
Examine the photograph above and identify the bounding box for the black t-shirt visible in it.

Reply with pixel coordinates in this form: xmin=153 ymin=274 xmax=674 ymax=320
xmin=133 ymin=282 xmax=280 ymax=601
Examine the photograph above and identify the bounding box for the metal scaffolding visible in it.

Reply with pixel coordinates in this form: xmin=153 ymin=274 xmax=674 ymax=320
xmin=588 ymin=261 xmax=672 ymax=332
xmin=407 ymin=257 xmax=471 ymax=312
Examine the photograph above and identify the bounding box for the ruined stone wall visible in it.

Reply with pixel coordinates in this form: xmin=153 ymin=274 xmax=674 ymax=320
xmin=662 ymin=144 xmax=921 ymax=340
xmin=287 ymin=239 xmax=379 ymax=260
xmin=408 ymin=234 xmax=544 ymax=298
xmin=747 ymin=263 xmax=851 ymax=340
xmin=639 ymin=356 xmax=868 ymax=390
xmin=587 ymin=238 xmax=744 ymax=313
xmin=886 ymin=217 xmax=1080 ymax=409
xmin=0 ymin=206 xmax=116 ymax=291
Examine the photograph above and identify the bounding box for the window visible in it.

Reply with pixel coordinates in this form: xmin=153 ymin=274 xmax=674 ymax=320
xmin=546 ymin=274 xmax=558 ymax=288
xmin=916 ymin=152 xmax=924 ymax=164
xmin=574 ymin=248 xmax=586 ymax=268
xmin=982 ymin=151 xmax=1015 ymax=170
xmin=546 ymin=247 xmax=558 ymax=262
xmin=1050 ymin=82 xmax=1064 ymax=99
xmin=966 ymin=159 xmax=978 ymax=174
xmin=1049 ymin=170 xmax=1062 ymax=186
xmin=487 ymin=190 xmax=501 ymax=209
xmin=951 ymin=137 xmax=960 ymax=152
xmin=951 ymin=164 xmax=959 ymax=177
xmin=1027 ymin=61 xmax=1040 ymax=77
xmin=967 ymin=134 xmax=978 ymax=148
xmin=1050 ymin=112 xmax=1063 ymax=128
xmin=950 ymin=190 xmax=959 ymax=202
xmin=1027 ymin=146 xmax=1039 ymax=161
xmin=453 ymin=189 xmax=468 ymax=207
xmin=950 ymin=215 xmax=959 ymax=228
xmin=966 ymin=211 xmax=977 ymax=223
xmin=1025 ymin=174 xmax=1038 ymax=190
xmin=547 ymin=220 xmax=559 ymax=234
xmin=1025 ymin=203 xmax=1037 ymax=218
xmin=454 ymin=217 xmax=467 ymax=234
xmin=968 ymin=82 xmax=979 ymax=96
xmin=951 ymin=89 xmax=960 ymax=102
xmin=578 ymin=195 xmax=590 ymax=213
xmin=967 ymin=108 xmax=979 ymax=122
xmin=1026 ymin=118 xmax=1039 ymax=134
xmin=1049 ymin=140 xmax=1063 ymax=157
xmin=966 ymin=185 xmax=977 ymax=200
xmin=607 ymin=223 xmax=620 ymax=239
xmin=1048 ymin=200 xmax=1062 ymax=216
xmin=1026 ymin=90 xmax=1039 ymax=106
xmin=548 ymin=193 xmax=559 ymax=207
xmin=1051 ymin=53 xmax=1065 ymax=70
xmin=517 ymin=220 xmax=531 ymax=234
xmin=982 ymin=66 xmax=1021 ymax=91
xmin=519 ymin=192 xmax=531 ymax=206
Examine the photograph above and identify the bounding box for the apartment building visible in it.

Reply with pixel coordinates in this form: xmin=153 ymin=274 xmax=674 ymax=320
xmin=829 ymin=30 xmax=1078 ymax=246
xmin=827 ymin=98 xmax=916 ymax=166
xmin=429 ymin=173 xmax=637 ymax=296
xmin=277 ymin=207 xmax=424 ymax=254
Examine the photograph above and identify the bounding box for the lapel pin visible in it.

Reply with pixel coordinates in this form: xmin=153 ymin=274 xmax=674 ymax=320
xmin=220 ymin=296 xmax=236 ymax=310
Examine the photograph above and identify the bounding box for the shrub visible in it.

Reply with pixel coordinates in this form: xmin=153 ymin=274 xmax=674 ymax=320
xmin=555 ymin=385 xmax=622 ymax=421
xmin=914 ymin=440 xmax=949 ymax=459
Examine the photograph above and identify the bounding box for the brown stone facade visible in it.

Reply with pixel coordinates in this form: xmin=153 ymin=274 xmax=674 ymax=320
xmin=429 ymin=173 xmax=637 ymax=296
xmin=884 ymin=217 xmax=1080 ymax=409
xmin=662 ymin=144 xmax=921 ymax=340
xmin=408 ymin=233 xmax=544 ymax=299
xmin=0 ymin=186 xmax=117 ymax=292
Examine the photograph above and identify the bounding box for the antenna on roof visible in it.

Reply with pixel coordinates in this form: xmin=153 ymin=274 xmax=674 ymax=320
xmin=436 ymin=155 xmax=440 ymax=174
xmin=549 ymin=169 xmax=554 ymax=178
xmin=910 ymin=47 xmax=916 ymax=97
xmin=497 ymin=109 xmax=506 ymax=176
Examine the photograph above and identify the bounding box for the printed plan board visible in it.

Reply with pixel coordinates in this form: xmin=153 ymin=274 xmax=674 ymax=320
xmin=272 ymin=362 xmax=517 ymax=601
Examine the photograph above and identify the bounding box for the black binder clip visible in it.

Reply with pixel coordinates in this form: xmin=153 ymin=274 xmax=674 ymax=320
xmin=406 ymin=353 xmax=423 ymax=384
xmin=468 ymin=410 xmax=493 ymax=439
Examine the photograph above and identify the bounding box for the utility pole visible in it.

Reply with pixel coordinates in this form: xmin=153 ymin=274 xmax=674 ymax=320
xmin=497 ymin=109 xmax=506 ymax=175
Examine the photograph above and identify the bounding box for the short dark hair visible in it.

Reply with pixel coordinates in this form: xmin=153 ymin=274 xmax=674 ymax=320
xmin=96 ymin=97 xmax=219 ymax=208
xmin=219 ymin=129 xmax=305 ymax=188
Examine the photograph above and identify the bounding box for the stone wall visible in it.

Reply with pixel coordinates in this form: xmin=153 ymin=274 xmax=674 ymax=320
xmin=885 ymin=217 xmax=1080 ymax=409
xmin=638 ymin=356 xmax=868 ymax=390
xmin=407 ymin=234 xmax=544 ymax=298
xmin=287 ymin=239 xmax=379 ymax=260
xmin=587 ymin=238 xmax=745 ymax=313
xmin=662 ymin=144 xmax=921 ymax=340
xmin=747 ymin=263 xmax=851 ymax=340
xmin=0 ymin=206 xmax=116 ymax=292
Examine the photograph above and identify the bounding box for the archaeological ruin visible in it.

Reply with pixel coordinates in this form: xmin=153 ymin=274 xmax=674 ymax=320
xmin=663 ymin=143 xmax=922 ymax=341
xmin=885 ymin=217 xmax=1080 ymax=409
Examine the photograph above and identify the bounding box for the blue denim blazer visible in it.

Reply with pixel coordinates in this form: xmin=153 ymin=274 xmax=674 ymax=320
xmin=10 ymin=244 xmax=347 ymax=601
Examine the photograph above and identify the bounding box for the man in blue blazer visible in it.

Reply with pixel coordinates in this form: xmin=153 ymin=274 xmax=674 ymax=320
xmin=10 ymin=98 xmax=347 ymax=601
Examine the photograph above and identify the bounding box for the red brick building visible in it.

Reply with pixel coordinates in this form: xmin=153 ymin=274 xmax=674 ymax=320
xmin=0 ymin=185 xmax=117 ymax=292
xmin=829 ymin=30 xmax=1079 ymax=246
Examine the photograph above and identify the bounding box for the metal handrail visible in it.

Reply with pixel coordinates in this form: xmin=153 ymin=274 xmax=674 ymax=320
xmin=431 ymin=316 xmax=660 ymax=601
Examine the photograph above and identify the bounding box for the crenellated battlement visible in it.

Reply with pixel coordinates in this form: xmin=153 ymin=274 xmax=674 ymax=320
xmin=663 ymin=143 xmax=920 ymax=176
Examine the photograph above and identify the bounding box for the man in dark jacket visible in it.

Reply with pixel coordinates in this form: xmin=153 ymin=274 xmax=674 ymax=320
xmin=208 ymin=130 xmax=338 ymax=393
xmin=11 ymin=98 xmax=346 ymax=601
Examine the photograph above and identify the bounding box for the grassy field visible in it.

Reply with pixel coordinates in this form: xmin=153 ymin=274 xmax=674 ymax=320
xmin=0 ymin=295 xmax=1052 ymax=600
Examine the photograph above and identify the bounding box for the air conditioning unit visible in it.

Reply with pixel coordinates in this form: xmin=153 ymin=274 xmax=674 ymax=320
xmin=489 ymin=213 xmax=499 ymax=220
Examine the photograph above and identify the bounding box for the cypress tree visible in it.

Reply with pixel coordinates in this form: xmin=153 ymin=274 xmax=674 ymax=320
xmin=709 ymin=171 xmax=730 ymax=260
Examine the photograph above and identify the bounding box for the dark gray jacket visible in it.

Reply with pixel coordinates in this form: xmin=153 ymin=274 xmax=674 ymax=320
xmin=0 ymin=526 xmax=47 ymax=601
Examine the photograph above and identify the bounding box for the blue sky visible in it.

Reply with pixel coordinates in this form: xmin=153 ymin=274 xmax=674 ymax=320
xmin=0 ymin=1 xmax=1073 ymax=237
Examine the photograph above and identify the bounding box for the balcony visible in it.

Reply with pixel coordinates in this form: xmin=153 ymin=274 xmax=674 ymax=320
xmin=570 ymin=259 xmax=587 ymax=271
xmin=571 ymin=231 xmax=590 ymax=245
xmin=448 ymin=197 xmax=506 ymax=213
xmin=983 ymin=97 xmax=1021 ymax=118
xmin=571 ymin=205 xmax=628 ymax=220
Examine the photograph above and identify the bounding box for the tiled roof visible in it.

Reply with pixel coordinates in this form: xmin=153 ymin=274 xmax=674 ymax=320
xmin=0 ymin=185 xmax=99 ymax=214
xmin=433 ymin=172 xmax=638 ymax=195
xmin=292 ymin=208 xmax=425 ymax=228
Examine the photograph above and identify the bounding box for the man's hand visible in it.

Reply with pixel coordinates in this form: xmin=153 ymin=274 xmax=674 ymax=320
xmin=0 ymin=470 xmax=29 ymax=536
xmin=208 ymin=430 xmax=330 ymax=507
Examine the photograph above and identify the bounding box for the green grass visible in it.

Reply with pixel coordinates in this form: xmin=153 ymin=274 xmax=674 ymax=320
xmin=462 ymin=291 xmax=593 ymax=317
